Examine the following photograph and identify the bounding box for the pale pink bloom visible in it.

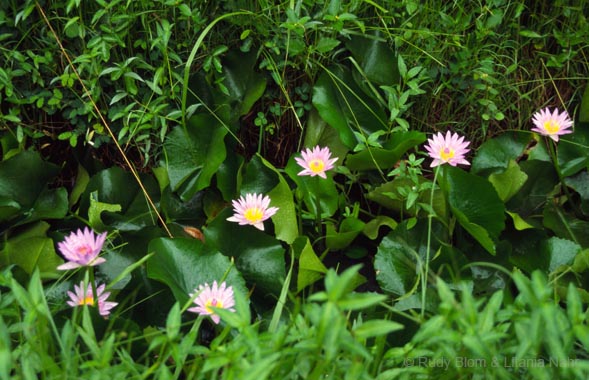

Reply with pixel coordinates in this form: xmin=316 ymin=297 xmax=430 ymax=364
xmin=295 ymin=145 xmax=338 ymax=179
xmin=67 ymin=282 xmax=118 ymax=317
xmin=57 ymin=228 xmax=107 ymax=270
xmin=424 ymin=131 xmax=471 ymax=167
xmin=531 ymin=107 xmax=573 ymax=142
xmin=187 ymin=281 xmax=235 ymax=324
xmin=226 ymin=193 xmax=279 ymax=231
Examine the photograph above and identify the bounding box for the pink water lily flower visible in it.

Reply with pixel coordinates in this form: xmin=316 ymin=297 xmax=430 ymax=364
xmin=67 ymin=281 xmax=118 ymax=317
xmin=531 ymin=107 xmax=573 ymax=142
xmin=424 ymin=131 xmax=471 ymax=167
xmin=188 ymin=281 xmax=235 ymax=324
xmin=226 ymin=193 xmax=279 ymax=231
xmin=57 ymin=227 xmax=107 ymax=270
xmin=295 ymin=145 xmax=338 ymax=179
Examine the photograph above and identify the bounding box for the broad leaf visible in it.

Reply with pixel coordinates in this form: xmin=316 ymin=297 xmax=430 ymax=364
xmin=557 ymin=126 xmax=589 ymax=177
xmin=204 ymin=208 xmax=285 ymax=302
xmin=88 ymin=191 xmax=121 ymax=231
xmin=545 ymin=237 xmax=580 ymax=273
xmin=543 ymin=203 xmax=589 ymax=247
xmin=440 ymin=166 xmax=505 ymax=255
xmin=302 ymin=109 xmax=349 ymax=163
xmin=471 ymin=132 xmax=530 ymax=176
xmin=565 ymin=171 xmax=589 ymax=214
xmin=507 ymin=160 xmax=558 ymax=218
xmin=345 ymin=131 xmax=426 ymax=171
xmin=257 ymin=156 xmax=298 ymax=244
xmin=222 ymin=50 xmax=267 ymax=117
xmin=147 ymin=237 xmax=247 ymax=305
xmin=313 ymin=65 xmax=388 ymax=149
xmin=80 ymin=167 xmax=160 ymax=231
xmin=374 ymin=221 xmax=443 ymax=296
xmin=345 ymin=32 xmax=399 ymax=85
xmin=241 ymin=155 xmax=279 ymax=196
xmin=0 ymin=222 xmax=62 ymax=278
xmin=0 ymin=151 xmax=60 ymax=223
xmin=164 ymin=114 xmax=228 ymax=201
xmin=285 ymin=157 xmax=339 ymax=219
xmin=488 ymin=160 xmax=528 ymax=202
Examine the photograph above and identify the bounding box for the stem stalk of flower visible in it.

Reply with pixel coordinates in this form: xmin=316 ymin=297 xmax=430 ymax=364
xmin=422 ymin=166 xmax=440 ymax=318
xmin=546 ymin=138 xmax=583 ymax=220
xmin=88 ymin=268 xmax=97 ymax=304
xmin=314 ymin=192 xmax=322 ymax=236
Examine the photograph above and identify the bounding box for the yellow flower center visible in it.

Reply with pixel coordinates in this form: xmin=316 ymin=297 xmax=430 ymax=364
xmin=440 ymin=147 xmax=455 ymax=162
xmin=309 ymin=159 xmax=325 ymax=174
xmin=77 ymin=245 xmax=91 ymax=256
xmin=244 ymin=207 xmax=264 ymax=223
xmin=79 ymin=295 xmax=95 ymax=306
xmin=544 ymin=120 xmax=560 ymax=134
xmin=205 ymin=298 xmax=222 ymax=314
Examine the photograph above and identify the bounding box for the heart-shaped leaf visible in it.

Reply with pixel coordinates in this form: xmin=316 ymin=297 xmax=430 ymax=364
xmin=471 ymin=132 xmax=530 ymax=176
xmin=204 ymin=208 xmax=285 ymax=302
xmin=164 ymin=114 xmax=228 ymax=201
xmin=488 ymin=160 xmax=528 ymax=202
xmin=147 ymin=237 xmax=247 ymax=305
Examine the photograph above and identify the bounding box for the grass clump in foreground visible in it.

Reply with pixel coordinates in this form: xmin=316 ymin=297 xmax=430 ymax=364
xmin=3 ymin=266 xmax=589 ymax=379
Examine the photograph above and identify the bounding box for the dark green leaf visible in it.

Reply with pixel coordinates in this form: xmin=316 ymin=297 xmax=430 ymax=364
xmin=164 ymin=115 xmax=227 ymax=201
xmin=222 ymin=50 xmax=267 ymax=116
xmin=204 ymin=208 xmax=285 ymax=301
xmin=375 ymin=221 xmax=443 ymax=296
xmin=302 ymin=109 xmax=349 ymax=163
xmin=147 ymin=237 xmax=247 ymax=305
xmin=312 ymin=65 xmax=388 ymax=149
xmin=507 ymin=228 xmax=550 ymax=272
xmin=557 ymin=127 xmax=589 ymax=177
xmin=471 ymin=132 xmax=531 ymax=176
xmin=345 ymin=32 xmax=399 ymax=85
xmin=565 ymin=171 xmax=589 ymax=214
xmin=345 ymin=131 xmax=426 ymax=171
xmin=440 ymin=166 xmax=505 ymax=255
xmin=241 ymin=155 xmax=279 ymax=196
xmin=0 ymin=151 xmax=59 ymax=222
xmin=285 ymin=157 xmax=339 ymax=218
xmin=543 ymin=203 xmax=589 ymax=247
xmin=259 ymin=156 xmax=298 ymax=244
xmin=81 ymin=168 xmax=160 ymax=231
xmin=507 ymin=160 xmax=558 ymax=218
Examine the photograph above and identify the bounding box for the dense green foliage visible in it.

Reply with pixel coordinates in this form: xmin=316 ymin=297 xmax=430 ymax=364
xmin=1 ymin=0 xmax=589 ymax=378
